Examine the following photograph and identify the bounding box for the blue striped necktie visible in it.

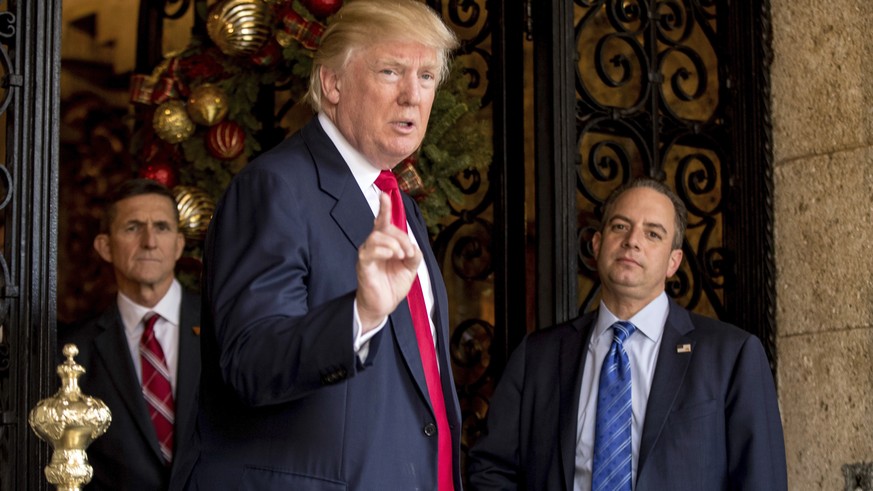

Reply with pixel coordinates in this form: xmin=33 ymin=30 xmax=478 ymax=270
xmin=592 ymin=320 xmax=637 ymax=491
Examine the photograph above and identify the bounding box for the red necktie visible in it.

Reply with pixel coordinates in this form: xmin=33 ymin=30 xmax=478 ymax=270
xmin=374 ymin=170 xmax=453 ymax=491
xmin=140 ymin=313 xmax=175 ymax=464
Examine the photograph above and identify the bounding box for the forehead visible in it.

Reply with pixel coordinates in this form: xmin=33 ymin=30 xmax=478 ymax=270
xmin=607 ymin=187 xmax=675 ymax=228
xmin=111 ymin=194 xmax=177 ymax=223
xmin=351 ymin=40 xmax=438 ymax=66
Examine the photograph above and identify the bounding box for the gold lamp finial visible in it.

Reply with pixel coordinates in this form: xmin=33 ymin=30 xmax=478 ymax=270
xmin=28 ymin=343 xmax=112 ymax=491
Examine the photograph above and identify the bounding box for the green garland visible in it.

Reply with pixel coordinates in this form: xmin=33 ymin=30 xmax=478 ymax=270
xmin=416 ymin=62 xmax=492 ymax=232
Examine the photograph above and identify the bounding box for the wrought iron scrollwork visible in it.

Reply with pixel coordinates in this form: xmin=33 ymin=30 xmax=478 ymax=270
xmin=161 ymin=0 xmax=193 ymax=20
xmin=427 ymin=0 xmax=494 ymax=464
xmin=0 ymin=3 xmax=16 ymax=488
xmin=0 ymin=142 xmax=12 ymax=425
xmin=0 ymin=15 xmax=17 ymax=118
xmin=575 ymin=0 xmax=728 ymax=319
xmin=0 ymin=12 xmax=15 ymax=40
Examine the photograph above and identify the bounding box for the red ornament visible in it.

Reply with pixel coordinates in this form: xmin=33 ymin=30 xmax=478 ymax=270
xmin=206 ymin=120 xmax=246 ymax=160
xmin=301 ymin=0 xmax=343 ymax=18
xmin=139 ymin=162 xmax=178 ymax=188
xmin=250 ymin=38 xmax=282 ymax=67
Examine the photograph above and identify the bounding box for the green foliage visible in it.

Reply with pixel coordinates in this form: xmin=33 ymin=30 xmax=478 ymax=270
xmin=416 ymin=63 xmax=493 ymax=232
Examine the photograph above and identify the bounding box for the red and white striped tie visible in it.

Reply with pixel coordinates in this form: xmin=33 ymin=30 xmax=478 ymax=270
xmin=140 ymin=313 xmax=174 ymax=464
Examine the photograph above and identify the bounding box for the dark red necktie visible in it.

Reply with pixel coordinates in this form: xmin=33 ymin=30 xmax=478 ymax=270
xmin=140 ymin=313 xmax=175 ymax=464
xmin=374 ymin=170 xmax=453 ymax=491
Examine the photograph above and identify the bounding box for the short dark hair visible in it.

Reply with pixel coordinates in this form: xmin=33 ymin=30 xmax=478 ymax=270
xmin=600 ymin=177 xmax=687 ymax=250
xmin=99 ymin=179 xmax=179 ymax=233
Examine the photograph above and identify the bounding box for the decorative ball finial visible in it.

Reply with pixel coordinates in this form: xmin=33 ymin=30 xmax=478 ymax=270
xmin=29 ymin=344 xmax=112 ymax=490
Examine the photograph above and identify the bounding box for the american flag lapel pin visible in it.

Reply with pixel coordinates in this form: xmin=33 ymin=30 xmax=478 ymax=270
xmin=676 ymin=343 xmax=692 ymax=353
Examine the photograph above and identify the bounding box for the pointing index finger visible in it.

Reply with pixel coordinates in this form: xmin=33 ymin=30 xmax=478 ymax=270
xmin=375 ymin=192 xmax=393 ymax=231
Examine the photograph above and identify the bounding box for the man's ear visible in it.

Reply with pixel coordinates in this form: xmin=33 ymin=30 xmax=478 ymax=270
xmin=174 ymin=232 xmax=185 ymax=261
xmin=666 ymin=248 xmax=683 ymax=278
xmin=93 ymin=234 xmax=113 ymax=263
xmin=320 ymin=65 xmax=341 ymax=104
xmin=591 ymin=231 xmax=602 ymax=261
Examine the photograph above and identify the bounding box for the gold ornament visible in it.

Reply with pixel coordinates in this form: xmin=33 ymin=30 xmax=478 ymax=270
xmin=29 ymin=344 xmax=112 ymax=490
xmin=207 ymin=0 xmax=272 ymax=57
xmin=153 ymin=100 xmax=196 ymax=144
xmin=187 ymin=84 xmax=229 ymax=126
xmin=174 ymin=185 xmax=216 ymax=241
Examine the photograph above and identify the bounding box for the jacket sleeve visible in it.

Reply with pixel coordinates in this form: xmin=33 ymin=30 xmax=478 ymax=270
xmin=467 ymin=338 xmax=528 ymax=490
xmin=204 ymin=165 xmax=360 ymax=408
xmin=725 ymin=335 xmax=788 ymax=490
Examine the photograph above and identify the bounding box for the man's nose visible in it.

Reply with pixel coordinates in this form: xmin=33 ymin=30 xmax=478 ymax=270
xmin=141 ymin=227 xmax=158 ymax=248
xmin=399 ymin=75 xmax=422 ymax=105
xmin=622 ymin=227 xmax=642 ymax=249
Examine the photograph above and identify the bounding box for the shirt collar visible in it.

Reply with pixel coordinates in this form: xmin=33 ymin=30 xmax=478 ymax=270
xmin=117 ymin=279 xmax=182 ymax=333
xmin=318 ymin=112 xmax=382 ymax=191
xmin=594 ymin=291 xmax=670 ymax=343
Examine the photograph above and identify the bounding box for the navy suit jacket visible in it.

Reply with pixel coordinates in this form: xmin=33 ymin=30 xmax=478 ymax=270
xmin=467 ymin=300 xmax=787 ymax=491
xmin=58 ymin=289 xmax=201 ymax=491
xmin=187 ymin=118 xmax=462 ymax=490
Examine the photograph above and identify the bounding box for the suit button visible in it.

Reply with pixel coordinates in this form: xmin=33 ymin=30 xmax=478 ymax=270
xmin=423 ymin=423 xmax=437 ymax=436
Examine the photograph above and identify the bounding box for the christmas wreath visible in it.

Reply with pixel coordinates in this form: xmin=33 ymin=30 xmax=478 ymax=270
xmin=129 ymin=0 xmax=492 ymax=238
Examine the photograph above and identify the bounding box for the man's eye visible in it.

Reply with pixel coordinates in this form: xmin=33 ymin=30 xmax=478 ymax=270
xmin=647 ymin=231 xmax=662 ymax=240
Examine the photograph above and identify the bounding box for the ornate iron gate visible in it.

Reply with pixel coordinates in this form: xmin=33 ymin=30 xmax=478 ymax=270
xmin=0 ymin=1 xmax=62 ymax=490
xmin=534 ymin=0 xmax=775 ymax=366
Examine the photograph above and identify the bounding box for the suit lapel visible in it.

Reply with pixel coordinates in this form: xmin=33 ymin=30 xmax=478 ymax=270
xmin=637 ymin=300 xmax=695 ymax=475
xmin=173 ymin=291 xmax=201 ymax=465
xmin=302 ymin=119 xmax=373 ymax=250
xmin=559 ymin=313 xmax=595 ymax=490
xmin=394 ymin=193 xmax=436 ymax=407
xmin=302 ymin=119 xmax=433 ymax=408
xmin=92 ymin=307 xmax=163 ymax=460
xmin=407 ymin=191 xmax=461 ymax=487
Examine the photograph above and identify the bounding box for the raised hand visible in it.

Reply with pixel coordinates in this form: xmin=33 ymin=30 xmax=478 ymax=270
xmin=355 ymin=193 xmax=422 ymax=333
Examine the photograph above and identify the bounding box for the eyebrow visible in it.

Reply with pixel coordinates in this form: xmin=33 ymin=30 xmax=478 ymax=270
xmin=608 ymin=214 xmax=669 ymax=236
xmin=121 ymin=219 xmax=173 ymax=228
xmin=369 ymin=57 xmax=438 ymax=73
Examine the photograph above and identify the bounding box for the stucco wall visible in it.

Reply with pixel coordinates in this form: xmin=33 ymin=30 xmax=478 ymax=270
xmin=771 ymin=0 xmax=873 ymax=488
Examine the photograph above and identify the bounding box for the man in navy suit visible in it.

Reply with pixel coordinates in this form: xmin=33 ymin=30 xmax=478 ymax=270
xmin=59 ymin=179 xmax=201 ymax=490
xmin=467 ymin=177 xmax=788 ymax=490
xmin=186 ymin=1 xmax=462 ymax=489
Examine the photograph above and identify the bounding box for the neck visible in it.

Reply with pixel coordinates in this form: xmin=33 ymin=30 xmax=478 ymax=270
xmin=117 ymin=278 xmax=173 ymax=309
xmin=601 ymin=290 xmax=662 ymax=320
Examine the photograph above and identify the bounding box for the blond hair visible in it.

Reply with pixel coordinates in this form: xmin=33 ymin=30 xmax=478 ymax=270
xmin=304 ymin=0 xmax=459 ymax=112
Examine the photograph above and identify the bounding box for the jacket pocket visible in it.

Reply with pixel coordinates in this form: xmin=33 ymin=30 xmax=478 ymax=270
xmin=239 ymin=466 xmax=348 ymax=491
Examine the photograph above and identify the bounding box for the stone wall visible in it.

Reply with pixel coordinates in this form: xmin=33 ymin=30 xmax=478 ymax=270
xmin=771 ymin=0 xmax=873 ymax=489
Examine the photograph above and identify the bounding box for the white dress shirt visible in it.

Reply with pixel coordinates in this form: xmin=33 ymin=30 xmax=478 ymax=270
xmin=118 ymin=278 xmax=182 ymax=394
xmin=574 ymin=292 xmax=670 ymax=491
xmin=317 ymin=113 xmax=436 ymax=361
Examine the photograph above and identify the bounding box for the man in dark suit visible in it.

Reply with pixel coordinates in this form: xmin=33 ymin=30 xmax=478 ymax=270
xmin=59 ymin=179 xmax=200 ymax=490
xmin=186 ymin=1 xmax=462 ymax=490
xmin=467 ymin=177 xmax=788 ymax=490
